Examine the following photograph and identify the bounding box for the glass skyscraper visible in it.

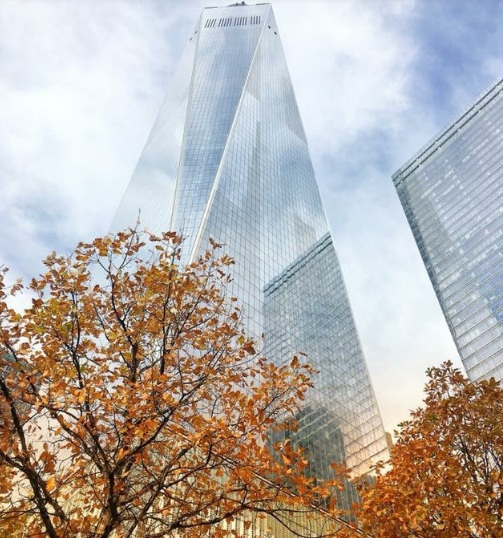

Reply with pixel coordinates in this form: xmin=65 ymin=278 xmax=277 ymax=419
xmin=113 ymin=2 xmax=388 ymax=507
xmin=393 ymin=78 xmax=503 ymax=383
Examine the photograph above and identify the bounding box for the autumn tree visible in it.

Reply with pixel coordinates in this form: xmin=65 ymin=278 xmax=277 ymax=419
xmin=341 ymin=362 xmax=503 ymax=538
xmin=0 ymin=229 xmax=344 ymax=538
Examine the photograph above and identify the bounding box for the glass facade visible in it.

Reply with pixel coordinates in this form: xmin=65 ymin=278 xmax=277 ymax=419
xmin=113 ymin=2 xmax=388 ymax=508
xmin=393 ymin=78 xmax=503 ymax=383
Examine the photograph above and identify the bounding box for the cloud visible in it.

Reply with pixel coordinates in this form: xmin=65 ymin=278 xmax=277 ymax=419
xmin=0 ymin=0 xmax=195 ymax=277
xmin=0 ymin=0 xmax=499 ymax=434
xmin=274 ymin=0 xmax=416 ymax=156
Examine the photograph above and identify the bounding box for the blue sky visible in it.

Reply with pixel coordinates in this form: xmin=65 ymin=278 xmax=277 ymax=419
xmin=1 ymin=0 xmax=502 ymax=433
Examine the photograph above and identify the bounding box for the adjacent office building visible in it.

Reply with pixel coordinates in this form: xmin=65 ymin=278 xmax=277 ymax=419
xmin=393 ymin=78 xmax=503 ymax=383
xmin=113 ymin=1 xmax=388 ymax=511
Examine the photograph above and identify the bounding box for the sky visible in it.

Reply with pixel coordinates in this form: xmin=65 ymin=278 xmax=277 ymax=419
xmin=1 ymin=0 xmax=502 ymax=435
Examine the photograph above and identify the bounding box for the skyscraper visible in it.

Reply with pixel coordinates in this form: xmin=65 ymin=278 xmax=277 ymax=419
xmin=393 ymin=78 xmax=503 ymax=383
xmin=113 ymin=1 xmax=388 ymax=504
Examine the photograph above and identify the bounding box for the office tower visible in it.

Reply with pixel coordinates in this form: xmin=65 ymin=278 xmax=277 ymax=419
xmin=393 ymin=78 xmax=503 ymax=383
xmin=113 ymin=1 xmax=388 ymax=508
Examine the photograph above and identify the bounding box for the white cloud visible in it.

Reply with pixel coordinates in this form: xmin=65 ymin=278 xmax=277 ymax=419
xmin=0 ymin=1 xmax=191 ymax=275
xmin=0 ymin=0 xmax=499 ymax=434
xmin=275 ymin=0 xmax=416 ymax=155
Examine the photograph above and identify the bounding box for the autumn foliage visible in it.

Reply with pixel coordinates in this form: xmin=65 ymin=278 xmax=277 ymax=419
xmin=0 ymin=230 xmax=342 ymax=537
xmin=341 ymin=362 xmax=503 ymax=538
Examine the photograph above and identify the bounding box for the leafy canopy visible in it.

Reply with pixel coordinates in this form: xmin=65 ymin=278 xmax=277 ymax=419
xmin=0 ymin=229 xmax=343 ymax=538
xmin=341 ymin=362 xmax=503 ymax=538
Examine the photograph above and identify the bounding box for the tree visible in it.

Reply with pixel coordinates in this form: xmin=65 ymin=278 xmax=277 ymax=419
xmin=0 ymin=229 xmax=343 ymax=538
xmin=341 ymin=362 xmax=503 ymax=538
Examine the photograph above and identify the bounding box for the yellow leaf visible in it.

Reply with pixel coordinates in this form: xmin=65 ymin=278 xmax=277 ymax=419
xmin=46 ymin=477 xmax=56 ymax=492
